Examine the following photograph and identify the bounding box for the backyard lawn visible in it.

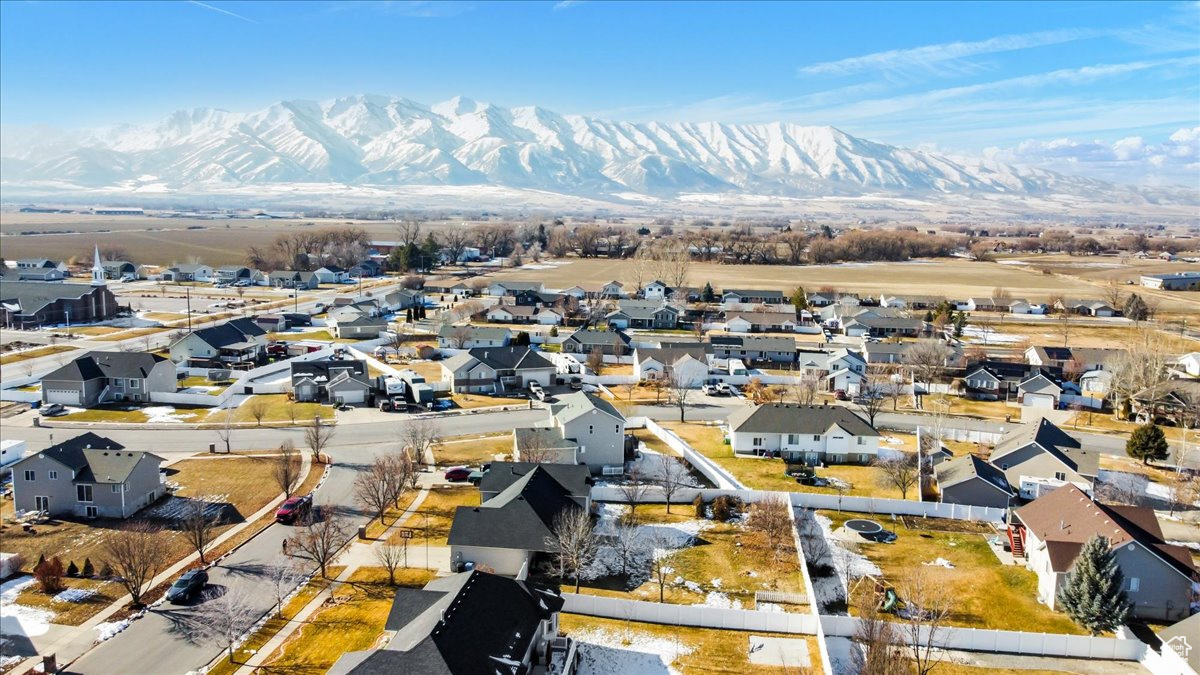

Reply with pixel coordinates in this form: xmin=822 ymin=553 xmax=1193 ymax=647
xmin=260 ymin=567 xmax=436 ymax=674
xmin=659 ymin=422 xmax=911 ymax=499
xmin=559 ymin=614 xmax=815 ymax=675
xmin=393 ymin=359 xmax=444 ymax=381
xmin=220 ymin=395 xmax=335 ymax=425
xmin=432 ymin=433 xmax=513 ymax=467
xmin=266 ymin=329 xmax=336 ymax=342
xmin=58 ymin=406 xmax=152 ymax=423
xmin=821 ymin=511 xmax=1086 ymax=635
xmin=13 ymin=577 xmax=121 ymax=626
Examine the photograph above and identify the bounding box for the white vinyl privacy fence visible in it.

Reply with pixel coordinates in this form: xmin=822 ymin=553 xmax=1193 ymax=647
xmin=561 ymin=593 xmax=818 ymax=634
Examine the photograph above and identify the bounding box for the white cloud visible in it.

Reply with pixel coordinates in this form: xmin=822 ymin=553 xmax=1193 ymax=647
xmin=187 ymin=1 xmax=257 ymax=23
xmin=798 ymin=29 xmax=1100 ymax=77
xmin=984 ymin=127 xmax=1200 ymax=185
xmin=553 ymin=0 xmax=585 ymax=9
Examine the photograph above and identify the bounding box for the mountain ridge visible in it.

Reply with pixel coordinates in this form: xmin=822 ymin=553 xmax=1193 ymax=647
xmin=1 ymin=94 xmax=1193 ymax=208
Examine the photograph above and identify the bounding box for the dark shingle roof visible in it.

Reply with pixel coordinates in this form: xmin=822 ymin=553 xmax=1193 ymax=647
xmin=935 ymin=454 xmax=1012 ymax=494
xmin=727 ymin=404 xmax=879 ymax=436
xmin=0 ymin=281 xmax=106 ymax=315
xmin=291 ymin=359 xmax=368 ymax=384
xmin=44 ymin=351 xmax=167 ymax=382
xmin=565 ymin=329 xmax=631 ymax=347
xmin=991 ymin=417 xmax=1098 ymax=477
xmin=466 ymin=347 xmax=554 ymax=372
xmin=478 ymin=462 xmax=591 ymax=498
xmin=187 ymin=318 xmax=266 ymax=349
xmin=448 ymin=466 xmax=581 ymax=551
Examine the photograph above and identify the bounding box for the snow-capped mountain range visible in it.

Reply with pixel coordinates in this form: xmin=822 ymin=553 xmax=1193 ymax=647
xmin=1 ymin=95 xmax=1193 ymax=211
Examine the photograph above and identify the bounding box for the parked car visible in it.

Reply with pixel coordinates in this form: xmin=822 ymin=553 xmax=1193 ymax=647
xmin=443 ymin=466 xmax=471 ymax=482
xmin=569 ymin=377 xmax=583 ymax=391
xmin=275 ymin=495 xmax=313 ymax=524
xmin=701 ymin=384 xmax=724 ymax=396
xmin=834 ymin=389 xmax=850 ymax=401
xmin=166 ymin=569 xmax=209 ymax=603
xmin=39 ymin=403 xmax=67 ymax=417
xmin=529 ymin=381 xmax=546 ymax=401
xmin=717 ymin=383 xmax=737 ymax=395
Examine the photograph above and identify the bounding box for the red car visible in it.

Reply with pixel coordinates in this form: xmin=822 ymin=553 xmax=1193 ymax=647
xmin=275 ymin=495 xmax=312 ymax=524
xmin=834 ymin=389 xmax=850 ymax=401
xmin=443 ymin=467 xmax=471 ymax=482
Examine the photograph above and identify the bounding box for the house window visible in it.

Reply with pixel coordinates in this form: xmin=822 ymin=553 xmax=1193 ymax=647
xmin=129 ymin=379 xmax=140 ymax=389
xmin=35 ymin=496 xmax=50 ymax=511
xmin=77 ymin=485 xmax=94 ymax=503
xmin=85 ymin=506 xmax=98 ymax=518
xmin=787 ymin=434 xmax=799 ymax=445
xmin=753 ymin=437 xmax=764 ymax=447
xmin=48 ymin=471 xmax=58 ymax=480
xmin=111 ymin=484 xmax=122 ymax=493
xmin=1001 ymin=463 xmax=1009 ymax=470
xmin=813 ymin=435 xmax=821 ymax=441
xmin=588 ymin=425 xmax=593 ymax=435
xmin=23 ymin=470 xmax=35 ymax=481
xmin=1054 ymin=472 xmax=1066 ymax=481
xmin=1128 ymin=577 xmax=1140 ymax=593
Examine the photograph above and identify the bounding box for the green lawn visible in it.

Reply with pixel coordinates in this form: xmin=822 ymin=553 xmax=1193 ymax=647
xmin=822 ymin=511 xmax=1087 ymax=635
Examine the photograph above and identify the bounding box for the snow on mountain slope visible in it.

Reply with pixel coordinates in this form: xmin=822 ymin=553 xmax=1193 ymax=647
xmin=1 ymin=94 xmax=1190 ymax=207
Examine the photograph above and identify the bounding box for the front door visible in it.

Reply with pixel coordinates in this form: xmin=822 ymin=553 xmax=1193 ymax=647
xmin=35 ymin=496 xmax=50 ymax=511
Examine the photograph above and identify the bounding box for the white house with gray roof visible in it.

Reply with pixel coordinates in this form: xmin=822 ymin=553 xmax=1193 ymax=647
xmin=725 ymin=404 xmax=880 ymax=464
xmin=513 ymin=392 xmax=627 ymax=473
xmin=990 ymin=417 xmax=1098 ymax=500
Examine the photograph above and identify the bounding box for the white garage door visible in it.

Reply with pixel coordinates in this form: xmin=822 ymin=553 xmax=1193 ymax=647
xmin=44 ymin=389 xmax=81 ymax=405
xmin=1024 ymin=393 xmax=1055 ymax=409
xmin=337 ymin=390 xmax=366 ymax=404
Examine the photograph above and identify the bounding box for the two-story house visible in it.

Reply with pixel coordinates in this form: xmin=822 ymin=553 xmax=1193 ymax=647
xmin=11 ymin=432 xmax=165 ymax=519
xmin=41 ymin=352 xmax=177 ymax=407
xmin=513 ymin=392 xmax=627 ymax=474
xmin=990 ymin=417 xmax=1098 ymax=500
xmin=168 ymin=318 xmax=267 ymax=369
xmin=1009 ymin=484 xmax=1194 ymax=622
xmin=962 ymin=362 xmax=1063 ymax=401
xmin=441 ymin=347 xmax=556 ymax=394
xmin=726 ymin=404 xmax=880 ymax=464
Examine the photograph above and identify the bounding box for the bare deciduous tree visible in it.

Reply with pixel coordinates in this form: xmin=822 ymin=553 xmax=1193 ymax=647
xmin=665 ymin=369 xmax=693 ymax=422
xmin=648 ymin=529 xmax=673 ymax=602
xmin=515 ymin=428 xmax=557 ymax=464
xmin=354 ymin=457 xmax=395 ymax=525
xmin=898 ymin=569 xmax=953 ymax=675
xmin=402 ymin=418 xmax=439 ymax=470
xmin=245 ymin=397 xmax=270 ymax=427
xmin=1107 ymin=330 xmax=1169 ymax=420
xmin=214 ymin=410 xmax=236 ymax=454
xmin=287 ymin=511 xmax=352 ymax=579
xmin=611 ymin=521 xmax=645 ymax=578
xmin=618 ymin=469 xmax=650 ymax=525
xmin=902 ymin=339 xmax=953 ymax=396
xmin=179 ymin=499 xmax=220 ymax=565
xmin=273 ymin=440 xmax=302 ymax=499
xmin=544 ymin=507 xmax=598 ymax=592
xmin=857 ymin=369 xmax=890 ymax=426
xmin=304 ymin=417 xmax=335 ymax=464
xmin=876 ymin=452 xmax=921 ymax=500
xmin=265 ymin=555 xmax=304 ymax=617
xmin=375 ymin=534 xmax=407 ymax=584
xmin=650 ymin=454 xmax=694 ymax=513
xmin=586 ymin=346 xmax=605 ymax=375
xmin=792 ymin=371 xmax=822 ymax=405
xmin=747 ymin=496 xmax=793 ymax=562
xmin=851 ymin=595 xmax=907 ymax=675
xmin=185 ymin=584 xmax=260 ymax=664
xmin=102 ymin=521 xmax=169 ymax=606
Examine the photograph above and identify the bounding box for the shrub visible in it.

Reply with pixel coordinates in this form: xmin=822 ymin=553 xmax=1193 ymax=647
xmin=99 ymin=563 xmax=114 ymax=578
xmin=82 ymin=558 xmax=95 ymax=578
xmin=35 ymin=556 xmax=66 ymax=594
xmin=66 ymin=561 xmax=79 ymax=577
xmin=693 ymin=494 xmax=705 ymax=518
xmin=711 ymin=495 xmax=744 ymax=522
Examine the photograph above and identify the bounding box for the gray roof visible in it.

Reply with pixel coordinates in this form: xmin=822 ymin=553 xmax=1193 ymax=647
xmin=491 ymin=281 xmax=544 ymax=292
xmin=448 ymin=466 xmax=583 ymax=551
xmin=549 ymin=391 xmax=625 ymax=425
xmin=935 ymin=454 xmax=1012 ymax=494
xmin=726 ymin=311 xmax=796 ymax=325
xmin=182 ymin=318 xmax=266 ymax=350
xmin=0 ymin=281 xmax=107 ymax=315
xmin=44 ymin=351 xmax=168 ymax=382
xmin=513 ymin=426 xmax=578 ymax=452
xmin=479 ymin=462 xmax=591 ymax=497
xmin=14 ymin=433 xmax=162 ymax=485
xmin=437 ymin=324 xmax=511 ymax=341
xmin=565 ymin=328 xmax=631 ymax=347
xmin=609 ymin=299 xmax=678 ymax=321
xmin=727 ymin=404 xmax=879 ymax=436
xmin=1018 ymin=373 xmax=1062 ymax=394
xmin=991 ymin=417 xmax=1098 ymax=478
xmin=171 ymin=263 xmax=211 ymax=273
xmin=723 ymin=288 xmax=785 ymax=298
xmin=709 ymin=335 xmax=797 ymax=352
xmin=637 ymin=346 xmax=711 ymax=365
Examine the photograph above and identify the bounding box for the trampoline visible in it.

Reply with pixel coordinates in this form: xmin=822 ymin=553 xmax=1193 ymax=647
xmin=845 ymin=519 xmax=884 ymax=537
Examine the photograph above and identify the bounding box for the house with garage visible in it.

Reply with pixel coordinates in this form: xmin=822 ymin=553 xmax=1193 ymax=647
xmin=291 ymin=358 xmax=371 ymax=405
xmin=634 ymin=345 xmax=712 ymax=385
xmin=962 ymin=362 xmax=1061 ymax=401
xmin=441 ymin=347 xmax=556 ymax=394
xmin=424 ymin=280 xmax=473 ymax=299
xmin=806 ymin=291 xmax=861 ymax=308
xmin=1008 ymin=484 xmax=1195 ymax=621
xmin=41 ymin=352 xmax=176 ymax=407
xmin=1054 ymin=299 xmax=1117 ymax=317
xmin=1130 ymin=380 xmax=1200 ymax=426
xmin=725 ymin=404 xmax=880 ymax=464
xmin=313 ymin=265 xmax=350 ymax=284
xmin=606 ymin=299 xmax=680 ymax=330
xmin=327 ymin=570 xmax=571 ymax=675
xmin=269 ymin=270 xmax=320 ymax=290
xmin=561 ymin=328 xmax=631 ymax=356
xmin=989 ymin=417 xmax=1098 ymax=500
xmin=382 ymin=289 xmax=425 ymax=313
xmin=1025 ymin=346 xmax=1123 ymax=373
xmin=725 ymin=311 xmax=798 ymax=334
xmin=1017 ymin=371 xmax=1064 ymax=409
xmin=325 ymin=308 xmax=387 ymax=339
xmin=708 ymin=335 xmax=797 ymax=364
xmin=100 ymin=259 xmax=138 ymax=280
xmin=721 ymin=288 xmax=786 ymax=308
xmin=879 ymin=294 xmax=943 ymax=310
xmin=436 ymin=324 xmax=511 ymax=349
xmin=487 ymin=280 xmax=545 ymax=297
xmin=15 ymin=259 xmax=68 ymax=282
xmin=168 ymin=317 xmax=268 ymax=369
xmin=162 ymin=264 xmax=214 ymax=283
xmin=486 ymin=303 xmax=538 ymax=324
xmin=513 ymin=393 xmax=627 ymax=473
xmin=1008 ymin=299 xmax=1047 ymax=315
xmin=843 ymin=313 xmax=928 ymax=339
xmin=10 ymin=432 xmax=165 ymax=519
xmin=934 ymin=454 xmax=1014 ymax=509
xmin=448 ymin=463 xmax=591 ymax=574
xmin=214 ymin=266 xmax=254 ymax=285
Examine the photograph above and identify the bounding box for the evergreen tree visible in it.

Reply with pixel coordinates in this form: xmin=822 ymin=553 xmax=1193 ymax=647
xmin=790 ymin=286 xmax=808 ymax=311
xmin=82 ymin=558 xmax=95 ymax=578
xmin=952 ymin=311 xmax=968 ymax=338
xmin=67 ymin=560 xmax=79 ymax=577
xmin=924 ymin=310 xmax=934 ymax=322
xmin=405 ymin=308 xmax=414 ymax=323
xmin=821 ymin=224 xmax=834 ymax=239
xmin=702 ymin=282 xmax=715 ymax=302
xmin=1123 ymin=294 xmax=1149 ymax=322
xmin=1057 ymin=535 xmax=1131 ymax=635
xmin=1126 ymin=423 xmax=1169 ymax=464
xmin=37 ymin=553 xmax=46 ymax=570
xmin=549 ymin=326 xmax=559 ymax=337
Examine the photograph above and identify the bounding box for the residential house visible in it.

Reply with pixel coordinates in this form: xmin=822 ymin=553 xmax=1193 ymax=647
xmin=41 ymin=352 xmax=176 ymax=407
xmin=843 ymin=313 xmax=928 ymax=338
xmin=989 ymin=417 xmax=1098 ymax=500
xmin=634 ymin=345 xmax=711 ymax=385
xmin=599 ymin=280 xmax=626 ymax=298
xmin=15 ymin=259 xmax=68 ymax=282
xmin=725 ymin=404 xmax=880 ymax=463
xmin=330 ymin=297 xmax=382 ymax=317
xmin=486 ymin=303 xmax=539 ymax=324
xmin=1131 ymin=380 xmax=1200 ymax=426
xmin=347 ymin=259 xmax=382 ymax=278
xmin=0 ymin=281 xmax=120 ymax=328
xmin=606 ymin=299 xmax=680 ymax=330
xmin=1054 ymin=299 xmax=1117 ymax=317
xmin=214 ymin=266 xmax=253 ymax=284
xmin=708 ymin=335 xmax=797 ymax=364
xmin=1140 ymin=271 xmax=1200 ymax=291
xmin=269 ymin=270 xmax=320 ymax=290
xmin=721 ymin=289 xmax=786 ymax=308
xmin=436 ymin=324 xmax=511 ymax=349
xmin=1008 ymin=300 xmax=1047 ymax=315
xmin=327 ymin=308 xmax=388 ymax=339
xmin=382 ymin=289 xmax=425 ymax=313
xmin=643 ymin=280 xmax=672 ymax=300
xmin=962 ymin=361 xmax=1062 ymax=401
xmin=487 ymin=280 xmax=545 ymax=297
xmin=1079 ymin=369 xmax=1114 ymax=396
xmin=561 ymin=328 xmax=631 ymax=356
xmin=253 ymin=314 xmax=290 ymax=333
xmin=162 ymin=264 xmax=214 ymax=283
xmin=1174 ymin=352 xmax=1200 ymax=378
xmin=793 ymin=348 xmax=868 ymax=394
xmin=862 ymin=341 xmax=963 ymax=369
xmin=291 ymin=358 xmax=371 ymax=405
xmin=1025 ymin=346 xmax=1123 ymax=373
xmin=879 ymin=294 xmax=943 ymax=310
xmin=512 ymin=289 xmax=565 ymax=307
xmin=313 ymin=266 xmax=350 ymax=284
xmin=100 ymin=260 xmax=137 ymax=280
xmin=424 ymin=280 xmax=473 ymax=299
xmin=449 ymin=464 xmax=591 ymax=572
xmin=513 ymin=393 xmax=627 ymax=473
xmin=11 ymin=433 xmax=165 ymax=519
xmin=1009 ymin=484 xmax=1194 ymax=621
xmin=535 ymin=307 xmax=564 ymax=326
xmin=806 ymin=291 xmax=861 ymax=308
xmin=935 ymin=454 xmax=1014 ymax=509
xmin=327 ymin=571 xmax=571 ymax=675
xmin=725 ymin=311 xmax=798 ymax=334
xmin=441 ymin=347 xmax=556 ymax=394
xmin=1017 ymin=372 xmax=1064 ymax=409
xmin=168 ymin=318 xmax=267 ymax=369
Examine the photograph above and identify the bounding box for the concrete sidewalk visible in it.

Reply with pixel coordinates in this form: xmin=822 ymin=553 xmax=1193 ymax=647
xmin=9 ymin=454 xmax=313 ymax=675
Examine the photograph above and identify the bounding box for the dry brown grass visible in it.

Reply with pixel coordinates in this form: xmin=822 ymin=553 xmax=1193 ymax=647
xmin=432 ymin=434 xmax=513 ymax=466
xmin=13 ymin=577 xmax=121 ymax=626
xmin=0 ymin=344 xmax=76 ymax=365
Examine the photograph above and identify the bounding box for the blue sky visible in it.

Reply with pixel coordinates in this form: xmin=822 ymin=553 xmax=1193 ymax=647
xmin=2 ymin=0 xmax=1197 ymax=183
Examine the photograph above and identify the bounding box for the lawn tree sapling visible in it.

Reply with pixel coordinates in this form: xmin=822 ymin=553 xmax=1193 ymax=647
xmin=180 ymin=498 xmax=220 ymax=565
xmin=103 ymin=521 xmax=169 ymax=607
xmin=273 ymin=440 xmax=303 ymax=499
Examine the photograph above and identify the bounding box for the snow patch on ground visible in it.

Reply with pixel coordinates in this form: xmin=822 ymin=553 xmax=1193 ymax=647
xmin=1097 ymin=469 xmax=1175 ymax=502
xmin=701 ymin=591 xmax=741 ymax=609
xmin=960 ymin=325 xmax=1026 ymax=344
xmin=94 ymin=619 xmax=132 ymax=643
xmin=571 ymin=626 xmax=693 ymax=675
xmin=756 ymin=601 xmax=785 ymax=613
xmin=0 ymin=575 xmax=53 ymax=641
xmin=922 ymin=557 xmax=955 ymax=569
xmin=53 ymin=587 xmax=98 ymax=603
xmin=142 ymin=406 xmax=196 ymax=423
xmin=1168 ymin=540 xmax=1200 ymax=552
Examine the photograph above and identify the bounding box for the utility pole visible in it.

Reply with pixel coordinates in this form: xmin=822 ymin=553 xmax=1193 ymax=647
xmin=186 ymin=286 xmax=192 ymax=332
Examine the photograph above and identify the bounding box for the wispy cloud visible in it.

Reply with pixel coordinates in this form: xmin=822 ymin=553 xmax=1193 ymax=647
xmin=327 ymin=1 xmax=476 ymax=18
xmin=553 ymin=0 xmax=585 ymax=10
xmin=187 ymin=0 xmax=257 ymax=24
xmin=798 ymin=29 xmax=1100 ymax=77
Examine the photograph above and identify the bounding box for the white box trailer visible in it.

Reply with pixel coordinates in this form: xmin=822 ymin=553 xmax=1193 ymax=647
xmin=1 ymin=439 xmax=28 ymax=475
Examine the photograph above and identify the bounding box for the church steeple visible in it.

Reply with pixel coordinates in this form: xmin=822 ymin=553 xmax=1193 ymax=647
xmin=91 ymin=244 xmax=106 ymax=286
